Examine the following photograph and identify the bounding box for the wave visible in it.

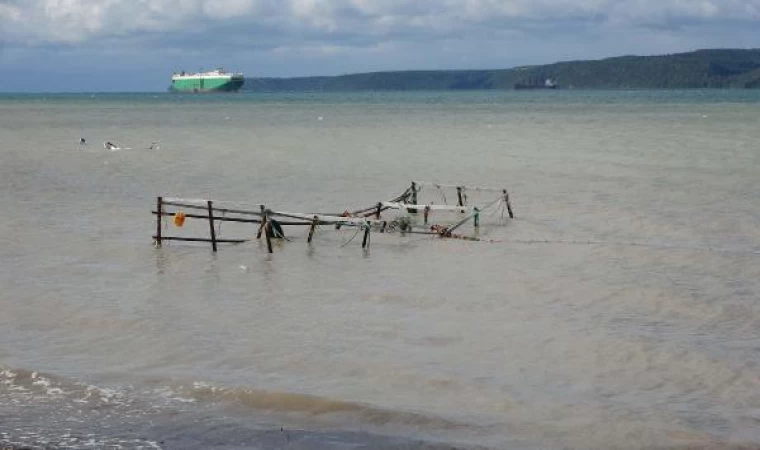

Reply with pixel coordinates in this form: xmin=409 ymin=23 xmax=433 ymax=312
xmin=4 ymin=364 xmax=760 ymax=450
xmin=1 ymin=365 xmax=467 ymax=430
xmin=1 ymin=364 xmax=483 ymax=449
xmin=1 ymin=366 xmax=134 ymax=407
xmin=0 ymin=365 xmax=163 ymax=449
xmin=176 ymin=380 xmax=470 ymax=430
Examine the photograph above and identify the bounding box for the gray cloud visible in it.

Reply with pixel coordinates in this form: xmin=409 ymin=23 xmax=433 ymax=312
xmin=1 ymin=0 xmax=758 ymax=90
xmin=2 ymin=0 xmax=759 ymax=47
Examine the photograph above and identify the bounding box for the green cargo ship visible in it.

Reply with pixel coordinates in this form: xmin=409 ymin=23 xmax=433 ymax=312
xmin=170 ymin=68 xmax=244 ymax=92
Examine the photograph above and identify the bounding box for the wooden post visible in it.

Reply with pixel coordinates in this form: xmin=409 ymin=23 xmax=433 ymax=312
xmin=424 ymin=205 xmax=430 ymax=225
xmin=362 ymin=225 xmax=370 ymax=249
xmin=375 ymin=202 xmax=382 ymax=219
xmin=503 ymin=189 xmax=514 ymax=219
xmin=207 ymin=200 xmax=217 ymax=252
xmin=256 ymin=205 xmax=266 ymax=239
xmin=456 ymin=186 xmax=464 ymax=207
xmin=307 ymin=215 xmax=318 ymax=243
xmin=264 ymin=220 xmax=273 ymax=254
xmin=155 ymin=196 xmax=163 ymax=247
xmin=410 ymin=182 xmax=418 ymax=213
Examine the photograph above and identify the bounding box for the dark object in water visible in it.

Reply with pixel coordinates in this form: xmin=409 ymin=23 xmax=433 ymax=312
xmin=266 ymin=219 xmax=285 ymax=239
xmin=151 ymin=181 xmax=513 ymax=254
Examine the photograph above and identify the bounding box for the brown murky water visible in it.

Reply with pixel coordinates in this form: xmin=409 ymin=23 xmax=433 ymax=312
xmin=1 ymin=91 xmax=759 ymax=449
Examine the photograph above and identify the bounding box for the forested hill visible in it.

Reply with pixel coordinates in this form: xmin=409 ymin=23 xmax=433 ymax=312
xmin=243 ymin=49 xmax=760 ymax=91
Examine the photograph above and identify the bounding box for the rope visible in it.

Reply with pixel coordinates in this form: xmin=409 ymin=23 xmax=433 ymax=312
xmin=468 ymin=237 xmax=760 ymax=255
xmin=435 ymin=184 xmax=448 ymax=205
xmin=443 ymin=197 xmax=503 ymax=234
xmin=415 ymin=182 xmax=506 ymax=192
xmin=217 ymin=211 xmax=225 ymax=237
xmin=163 ymin=197 xmax=263 ymax=208
xmin=340 ymin=225 xmax=363 ymax=247
xmin=382 ymin=202 xmax=467 ymax=212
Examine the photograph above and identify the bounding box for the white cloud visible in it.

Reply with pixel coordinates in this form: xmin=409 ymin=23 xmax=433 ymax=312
xmin=202 ymin=0 xmax=258 ymax=20
xmin=0 ymin=3 xmax=21 ymax=21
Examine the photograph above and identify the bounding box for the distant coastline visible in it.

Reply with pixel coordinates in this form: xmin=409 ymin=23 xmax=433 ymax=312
xmin=243 ymin=48 xmax=760 ymax=92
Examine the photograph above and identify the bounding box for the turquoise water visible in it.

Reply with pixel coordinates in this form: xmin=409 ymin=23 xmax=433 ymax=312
xmin=1 ymin=90 xmax=760 ymax=449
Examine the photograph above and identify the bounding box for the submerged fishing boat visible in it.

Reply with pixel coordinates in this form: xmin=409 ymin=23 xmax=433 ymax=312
xmin=169 ymin=68 xmax=244 ymax=93
xmin=151 ymin=182 xmax=515 ymax=254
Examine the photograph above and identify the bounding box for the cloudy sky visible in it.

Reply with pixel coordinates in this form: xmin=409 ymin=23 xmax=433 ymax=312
xmin=1 ymin=0 xmax=759 ymax=91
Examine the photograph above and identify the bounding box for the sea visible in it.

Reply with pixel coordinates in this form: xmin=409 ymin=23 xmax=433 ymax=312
xmin=1 ymin=90 xmax=759 ymax=449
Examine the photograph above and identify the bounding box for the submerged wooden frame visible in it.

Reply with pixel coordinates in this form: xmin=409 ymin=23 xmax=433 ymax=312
xmin=152 ymin=182 xmax=514 ymax=253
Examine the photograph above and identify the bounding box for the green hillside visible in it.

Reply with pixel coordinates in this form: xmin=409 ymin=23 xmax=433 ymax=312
xmin=243 ymin=49 xmax=760 ymax=91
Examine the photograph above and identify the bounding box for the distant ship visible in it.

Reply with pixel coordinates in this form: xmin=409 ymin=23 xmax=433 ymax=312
xmin=514 ymin=77 xmax=558 ymax=90
xmin=169 ymin=68 xmax=244 ymax=93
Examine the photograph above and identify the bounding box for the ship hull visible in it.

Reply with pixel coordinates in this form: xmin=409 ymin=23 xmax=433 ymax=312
xmin=169 ymin=76 xmax=244 ymax=93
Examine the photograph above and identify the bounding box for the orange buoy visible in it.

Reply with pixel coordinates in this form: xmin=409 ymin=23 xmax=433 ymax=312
xmin=173 ymin=212 xmax=186 ymax=227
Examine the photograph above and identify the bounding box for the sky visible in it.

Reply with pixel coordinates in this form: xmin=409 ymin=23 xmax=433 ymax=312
xmin=1 ymin=0 xmax=759 ymax=92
